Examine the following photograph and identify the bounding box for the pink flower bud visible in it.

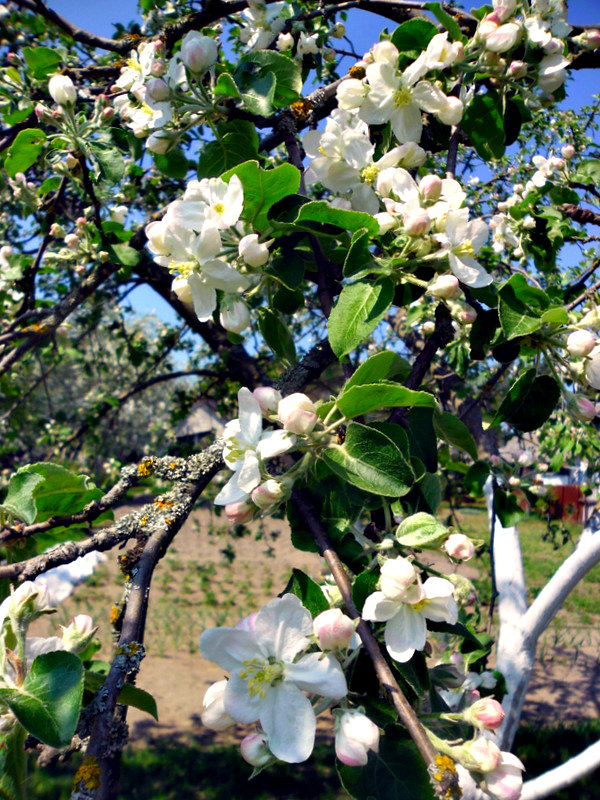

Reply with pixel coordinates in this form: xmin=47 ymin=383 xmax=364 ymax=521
xmin=60 ymin=614 xmax=97 ymax=653
xmin=428 ymin=274 xmax=460 ymax=299
xmin=423 ymin=320 xmax=436 ymax=335
xmin=561 ymin=144 xmax=576 ymax=159
xmin=567 ymin=329 xmax=596 ymax=357
xmin=65 ymin=153 xmax=79 ymax=170
xmin=76 ymin=217 xmax=86 ymax=228
xmin=585 ymin=345 xmax=600 ymax=390
xmin=579 ymin=29 xmax=600 ymax=50
xmin=201 ymin=680 xmax=235 ymax=731
xmin=251 ymin=479 xmax=286 ymax=510
xmin=461 ymin=737 xmax=501 ymax=773
xmin=444 ymin=533 xmax=475 ymax=562
xmin=313 ymin=608 xmax=357 ymax=650
xmin=461 ymin=308 xmax=477 ymax=324
xmin=465 ymin=697 xmax=505 ymax=731
xmin=490 ymin=454 xmax=501 ymax=466
xmin=49 ymin=223 xmax=64 ymax=237
xmin=507 ymin=59 xmax=527 ymax=78
xmin=419 ymin=174 xmax=442 ymax=202
xmin=484 ymin=752 xmax=525 ymax=800
xmin=379 ymin=556 xmax=419 ymax=601
xmin=225 ymin=500 xmax=255 ymax=524
xmin=550 ymin=156 xmax=565 ymax=169
xmin=75 ymin=264 xmax=86 ymax=275
xmin=402 ymin=208 xmax=430 ymax=236
xmin=241 ymin=733 xmax=272 ymax=767
xmin=573 ymin=395 xmax=596 ymax=422
xmin=252 ymin=387 xmax=282 ymax=417
xmin=180 ymin=32 xmax=219 ymax=73
xmin=64 ymin=233 xmax=79 ymax=249
xmin=150 ymin=59 xmax=166 ymax=76
xmin=146 ymin=77 xmax=169 ymax=102
xmin=277 ymin=393 xmax=318 ymax=435
xmin=335 ymin=710 xmax=380 ymax=766
xmin=544 ymin=37 xmax=564 ymax=54
xmin=478 ymin=19 xmax=499 ymax=39
xmin=517 ymin=450 xmax=535 ymax=467
xmin=34 ymin=103 xmax=51 ymax=121
xmin=485 ymin=22 xmax=521 ymax=52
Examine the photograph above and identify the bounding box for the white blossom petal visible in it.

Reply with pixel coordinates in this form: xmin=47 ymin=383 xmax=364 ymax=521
xmin=285 ymin=652 xmax=348 ymax=699
xmin=449 ymin=253 xmax=493 ymax=288
xmin=187 ymin=272 xmax=216 ymax=322
xmin=253 ymin=594 xmax=312 ymax=661
xmin=199 ymin=627 xmax=260 ymax=672
xmin=256 ymin=429 xmax=296 ymax=460
xmin=238 ymin=388 xmax=262 ymax=446
xmin=260 ymin=682 xmax=316 ymax=762
xmin=362 ymin=591 xmax=401 ymax=622
xmin=384 ymin=603 xmax=427 ymax=662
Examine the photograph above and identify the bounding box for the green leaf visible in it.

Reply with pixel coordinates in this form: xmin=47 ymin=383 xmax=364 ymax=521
xmin=391 ymin=19 xmax=438 ymax=52
xmin=343 ymin=228 xmax=373 ymax=278
xmin=0 ymin=652 xmax=83 ymax=748
xmin=3 ymin=105 xmax=34 ymax=125
xmin=213 ymin=72 xmax=240 ymax=99
xmin=498 ymin=274 xmax=551 ymax=340
xmin=153 ymin=147 xmax=189 ymax=179
xmin=573 ymin=159 xmax=600 ymax=185
xmin=344 ymin=352 xmax=410 ymax=391
xmin=2 ymin=463 xmax=102 ymax=526
xmin=491 ymin=369 xmax=560 ymax=432
xmin=395 ymin=512 xmax=448 ymax=548
xmin=84 ymin=671 xmax=158 ymax=720
xmin=110 ymin=243 xmax=140 ymax=267
xmin=464 ymin=461 xmax=490 ymax=497
xmin=5 ymin=128 xmax=46 ymax=178
xmin=461 ymin=90 xmax=505 ymax=161
xmin=328 ymin=278 xmax=395 ymax=359
xmin=352 ymin=571 xmax=379 ymax=613
xmin=433 ymin=411 xmax=477 ymax=460
xmin=89 ymin=143 xmax=125 ymax=183
xmin=1 ymin=472 xmax=45 ymax=525
xmin=282 ymin=569 xmax=329 ymax=617
xmin=322 ymin=422 xmax=414 ymax=498
xmin=424 ymin=2 xmax=464 ymax=40
xmin=234 ymin=51 xmax=301 ymax=115
xmin=265 ymin=248 xmax=305 ymax=289
xmin=494 ymin=488 xmax=525 ymax=527
xmin=23 ymin=46 xmax=62 ymax=78
xmin=197 ymin=120 xmax=258 ymax=179
xmin=256 ymin=307 xmax=296 ymax=366
xmin=337 ymin=382 xmax=437 ymax=419
xmin=419 ymin=472 xmax=442 ymax=514
xmin=338 ymin=724 xmax=435 ymax=800
xmin=406 ymin=408 xmax=437 ymax=473
xmin=222 ymin=160 xmax=301 ymax=232
xmin=294 ymin=202 xmax=379 ymax=236
xmin=541 ymin=305 xmax=569 ymax=325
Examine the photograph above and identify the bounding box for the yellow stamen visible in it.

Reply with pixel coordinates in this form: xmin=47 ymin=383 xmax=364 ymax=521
xmin=394 ymin=86 xmax=413 ymax=108
xmin=213 ymin=202 xmax=225 ymax=215
xmin=453 ymin=241 xmax=474 ymax=258
xmin=361 ymin=164 xmax=379 ymax=184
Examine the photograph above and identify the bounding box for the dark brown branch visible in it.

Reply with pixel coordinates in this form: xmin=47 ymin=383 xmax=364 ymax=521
xmin=564 ymin=257 xmax=600 ymax=302
xmin=274 ymin=339 xmax=336 ymax=395
xmin=567 ymin=277 xmax=600 ymax=311
xmin=561 ymin=203 xmax=600 ymax=228
xmin=290 ymin=488 xmax=439 ymax=770
xmin=458 ymin=362 xmax=510 ymax=421
xmin=11 ymin=0 xmax=131 ymax=53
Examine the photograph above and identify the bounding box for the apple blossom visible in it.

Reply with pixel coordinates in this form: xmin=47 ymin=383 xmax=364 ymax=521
xmin=460 ymin=736 xmax=501 ymax=773
xmin=484 ymin=22 xmax=521 ymax=52
xmin=276 ymin=32 xmax=294 ymax=51
xmin=180 ymin=32 xmax=218 ymax=73
xmin=561 ymin=143 xmax=576 ymax=159
xmin=517 ymin=450 xmax=535 ymax=467
xmin=251 ymin=479 xmax=287 ymax=510
xmin=238 ymin=234 xmax=270 ymax=267
xmin=419 ymin=175 xmax=442 ymax=202
xmin=219 ymin=297 xmax=251 ymax=334
xmin=585 ymin=345 xmax=600 ymax=390
xmin=238 ymin=2 xmax=288 ymax=51
xmin=225 ymin=500 xmax=255 ymax=524
xmin=215 ymin=388 xmax=296 ymax=505
xmin=362 ymin=558 xmax=457 ymax=662
xmin=434 ymin=209 xmax=491 ymax=288
xmin=336 ymin=78 xmax=368 ymax=111
xmin=171 ymin=276 xmax=194 ymax=312
xmin=538 ymin=53 xmax=570 ymax=93
xmin=313 ymin=609 xmax=357 ymax=651
xmin=444 ymin=533 xmax=475 ymax=561
xmin=145 ymin=77 xmax=169 ymax=102
xmin=567 ymin=329 xmax=596 ymax=357
xmin=48 ymin=74 xmax=76 ymax=106
xmin=464 ymin=697 xmax=505 ymax=731
xmin=0 ymin=581 xmax=53 ymax=633
xmin=572 ymin=395 xmax=596 ymax=422
xmin=60 ymin=614 xmax=97 ymax=653
xmin=200 ymin=594 xmax=348 ymax=762
xmin=277 ymin=393 xmax=318 ymax=435
xmin=201 ymin=680 xmax=236 ymax=731
xmin=335 ymin=709 xmax=380 ymax=766
xmin=297 ymin=31 xmax=319 ymax=57
xmin=252 ymin=387 xmax=282 ymax=417
xmin=403 ymin=208 xmax=431 ymax=236
xmin=146 ymin=131 xmax=175 ymax=154
xmin=484 ymin=751 xmax=525 ymax=800
xmin=428 ymin=275 xmax=460 ymax=299
xmin=241 ymin=732 xmax=272 ymax=767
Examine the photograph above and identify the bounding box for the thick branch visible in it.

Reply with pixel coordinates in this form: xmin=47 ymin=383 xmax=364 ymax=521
xmin=521 ymin=739 xmax=600 ymax=800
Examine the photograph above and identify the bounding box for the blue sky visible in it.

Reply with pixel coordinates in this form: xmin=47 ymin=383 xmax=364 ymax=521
xmin=49 ymin=0 xmax=600 ymax=324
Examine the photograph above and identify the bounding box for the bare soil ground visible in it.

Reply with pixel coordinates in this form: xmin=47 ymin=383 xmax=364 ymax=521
xmin=32 ymin=500 xmax=600 ymax=742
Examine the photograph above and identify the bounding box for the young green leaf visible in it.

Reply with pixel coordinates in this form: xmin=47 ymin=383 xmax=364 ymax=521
xmin=433 ymin=410 xmax=477 ymax=460
xmin=222 ymin=161 xmax=301 ymax=232
xmin=5 ymin=129 xmax=47 ymax=178
xmin=395 ymin=512 xmax=448 ymax=548
xmin=282 ymin=569 xmax=329 ymax=617
xmin=337 ymin=382 xmax=437 ymax=419
xmin=328 ymin=278 xmax=395 ymax=359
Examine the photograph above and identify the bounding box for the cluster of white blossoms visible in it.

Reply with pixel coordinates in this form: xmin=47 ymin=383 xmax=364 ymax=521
xmin=111 ymin=32 xmax=219 ymax=152
xmin=145 ymin=175 xmax=270 ymax=330
xmin=215 ymin=387 xmax=321 ymax=521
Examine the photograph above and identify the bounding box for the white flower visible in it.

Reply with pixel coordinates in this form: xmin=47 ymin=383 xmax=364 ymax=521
xmin=567 ymin=329 xmax=596 ymax=357
xmin=335 ymin=709 xmax=380 ymax=766
xmin=238 ymin=2 xmax=288 ymax=51
xmin=179 ymin=176 xmax=244 ymax=230
xmin=422 ymin=32 xmax=464 ymax=70
xmin=297 ymin=31 xmax=319 ymax=57
xmin=276 ymin=32 xmax=294 ymax=51
xmin=537 ymin=53 xmax=570 ymax=93
xmin=201 ymin=680 xmax=236 ymax=730
xmin=239 ymin=234 xmax=270 ymax=267
xmin=337 ymin=79 xmax=368 ymax=111
xmin=362 ymin=560 xmax=457 ymax=662
xmin=585 ymin=345 xmax=600 ymax=390
xmin=215 ymin=388 xmax=296 ymax=505
xmin=484 ymin=751 xmax=525 ymax=800
xmin=358 ymin=43 xmax=459 ymax=143
xmin=200 ymin=594 xmax=348 ymax=762
xmin=48 ymin=74 xmax=76 ymax=106
xmin=434 ymin=209 xmax=491 ymax=288
xmin=220 ymin=296 xmax=250 ymax=334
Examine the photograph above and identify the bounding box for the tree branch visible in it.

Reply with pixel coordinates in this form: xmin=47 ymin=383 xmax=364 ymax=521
xmin=521 ymin=739 xmax=600 ymax=800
